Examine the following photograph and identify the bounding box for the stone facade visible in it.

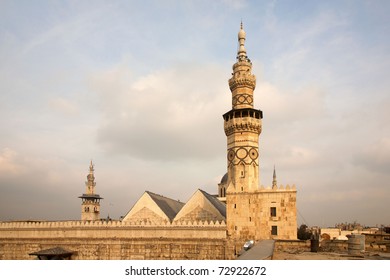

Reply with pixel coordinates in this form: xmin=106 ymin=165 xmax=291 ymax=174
xmin=0 ymin=220 xmax=230 ymax=260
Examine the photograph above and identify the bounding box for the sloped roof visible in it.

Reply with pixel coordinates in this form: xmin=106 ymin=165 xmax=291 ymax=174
xmin=198 ymin=189 xmax=226 ymax=218
xmin=122 ymin=191 xmax=184 ymax=222
xmin=146 ymin=191 xmax=185 ymax=221
xmin=237 ymin=240 xmax=275 ymax=260
xmin=173 ymin=189 xmax=226 ymax=222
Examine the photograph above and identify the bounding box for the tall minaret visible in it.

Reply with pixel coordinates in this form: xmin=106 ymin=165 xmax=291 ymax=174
xmin=224 ymin=23 xmax=263 ymax=241
xmin=224 ymin=23 xmax=263 ymax=193
xmin=78 ymin=161 xmax=103 ymax=221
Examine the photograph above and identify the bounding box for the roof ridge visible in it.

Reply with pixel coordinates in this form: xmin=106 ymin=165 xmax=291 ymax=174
xmin=146 ymin=190 xmax=184 ymax=205
xmin=145 ymin=190 xmax=185 ymax=221
xmin=196 ymin=189 xmax=226 ymax=218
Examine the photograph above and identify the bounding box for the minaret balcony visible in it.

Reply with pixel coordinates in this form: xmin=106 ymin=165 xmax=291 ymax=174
xmin=224 ymin=118 xmax=262 ymax=136
xmin=223 ymin=108 xmax=262 ymax=136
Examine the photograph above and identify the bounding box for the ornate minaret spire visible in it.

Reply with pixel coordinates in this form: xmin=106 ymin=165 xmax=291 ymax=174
xmin=224 ymin=23 xmax=263 ymax=241
xmin=272 ymin=165 xmax=277 ymax=189
xmin=79 ymin=160 xmax=103 ymax=221
xmin=228 ymin=23 xmax=256 ymax=110
xmin=237 ymin=21 xmax=247 ymax=60
xmin=224 ymin=23 xmax=262 ymax=193
xmin=86 ymin=160 xmax=96 ymax=194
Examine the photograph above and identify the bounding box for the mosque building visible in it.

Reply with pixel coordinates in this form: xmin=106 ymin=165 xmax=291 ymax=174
xmin=0 ymin=24 xmax=297 ymax=260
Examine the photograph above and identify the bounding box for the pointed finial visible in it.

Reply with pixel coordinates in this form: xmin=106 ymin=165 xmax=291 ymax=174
xmin=89 ymin=160 xmax=94 ymax=172
xmin=237 ymin=21 xmax=247 ymax=60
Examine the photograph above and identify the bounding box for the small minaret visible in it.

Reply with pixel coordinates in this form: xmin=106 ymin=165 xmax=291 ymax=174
xmin=272 ymin=165 xmax=277 ymax=189
xmin=78 ymin=161 xmax=103 ymax=221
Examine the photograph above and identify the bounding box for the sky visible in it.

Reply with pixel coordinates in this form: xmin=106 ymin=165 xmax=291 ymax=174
xmin=0 ymin=0 xmax=389 ymax=227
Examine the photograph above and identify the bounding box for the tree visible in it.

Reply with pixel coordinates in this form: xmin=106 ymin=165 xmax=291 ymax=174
xmin=297 ymin=224 xmax=312 ymax=240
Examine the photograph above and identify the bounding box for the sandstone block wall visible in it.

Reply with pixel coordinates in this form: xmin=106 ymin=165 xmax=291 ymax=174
xmin=0 ymin=220 xmax=230 ymax=260
xmin=227 ymin=186 xmax=297 ymax=243
xmin=274 ymin=240 xmax=309 ymax=252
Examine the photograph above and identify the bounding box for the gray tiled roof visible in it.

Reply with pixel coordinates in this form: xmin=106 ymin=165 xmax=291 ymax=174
xmin=237 ymin=240 xmax=275 ymax=260
xmin=146 ymin=191 xmax=185 ymax=221
xmin=199 ymin=189 xmax=226 ymax=218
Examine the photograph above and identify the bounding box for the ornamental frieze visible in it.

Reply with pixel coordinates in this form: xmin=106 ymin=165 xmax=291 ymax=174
xmin=224 ymin=119 xmax=262 ymax=136
xmin=228 ymin=76 xmax=256 ymax=91
xmin=227 ymin=146 xmax=259 ymax=167
xmin=232 ymin=94 xmax=253 ymax=106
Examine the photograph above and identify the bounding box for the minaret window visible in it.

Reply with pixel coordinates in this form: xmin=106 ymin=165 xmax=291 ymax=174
xmin=271 ymin=226 xmax=278 ymax=236
xmin=270 ymin=207 xmax=277 ymax=217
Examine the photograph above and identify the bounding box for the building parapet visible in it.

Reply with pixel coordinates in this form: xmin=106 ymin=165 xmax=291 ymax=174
xmin=259 ymin=184 xmax=297 ymax=192
xmin=0 ymin=219 xmax=226 ymax=229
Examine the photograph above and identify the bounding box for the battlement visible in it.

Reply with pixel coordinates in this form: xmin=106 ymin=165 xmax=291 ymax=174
xmin=0 ymin=219 xmax=229 ymax=260
xmin=259 ymin=184 xmax=297 ymax=192
xmin=0 ymin=219 xmax=226 ymax=229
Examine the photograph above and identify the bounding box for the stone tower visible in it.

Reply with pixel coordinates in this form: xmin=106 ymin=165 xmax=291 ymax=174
xmin=78 ymin=161 xmax=103 ymax=221
xmin=224 ymin=25 xmax=297 ymax=251
xmin=224 ymin=23 xmax=263 ymax=239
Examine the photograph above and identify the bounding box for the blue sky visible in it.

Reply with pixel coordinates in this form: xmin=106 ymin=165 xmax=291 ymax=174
xmin=0 ymin=0 xmax=389 ymax=227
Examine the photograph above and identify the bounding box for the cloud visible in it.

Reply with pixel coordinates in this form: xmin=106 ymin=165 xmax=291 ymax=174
xmin=0 ymin=149 xmax=84 ymax=220
xmin=221 ymin=0 xmax=247 ymax=10
xmin=20 ymin=5 xmax=103 ymax=56
xmin=354 ymin=137 xmax=390 ymax=174
xmin=0 ymin=148 xmax=23 ymax=176
xmin=48 ymin=97 xmax=80 ymax=116
xmin=90 ymin=61 xmax=229 ymax=161
xmin=257 ymin=80 xmax=326 ymax=121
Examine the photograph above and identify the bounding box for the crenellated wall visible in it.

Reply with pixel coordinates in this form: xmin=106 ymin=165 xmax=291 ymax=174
xmin=0 ymin=220 xmax=230 ymax=260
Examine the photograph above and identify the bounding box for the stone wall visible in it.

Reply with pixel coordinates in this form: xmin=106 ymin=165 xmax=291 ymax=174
xmin=274 ymin=240 xmax=309 ymax=252
xmin=0 ymin=220 xmax=230 ymax=260
xmin=320 ymin=240 xmax=348 ymax=252
xmin=227 ymin=185 xmax=297 ymax=243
